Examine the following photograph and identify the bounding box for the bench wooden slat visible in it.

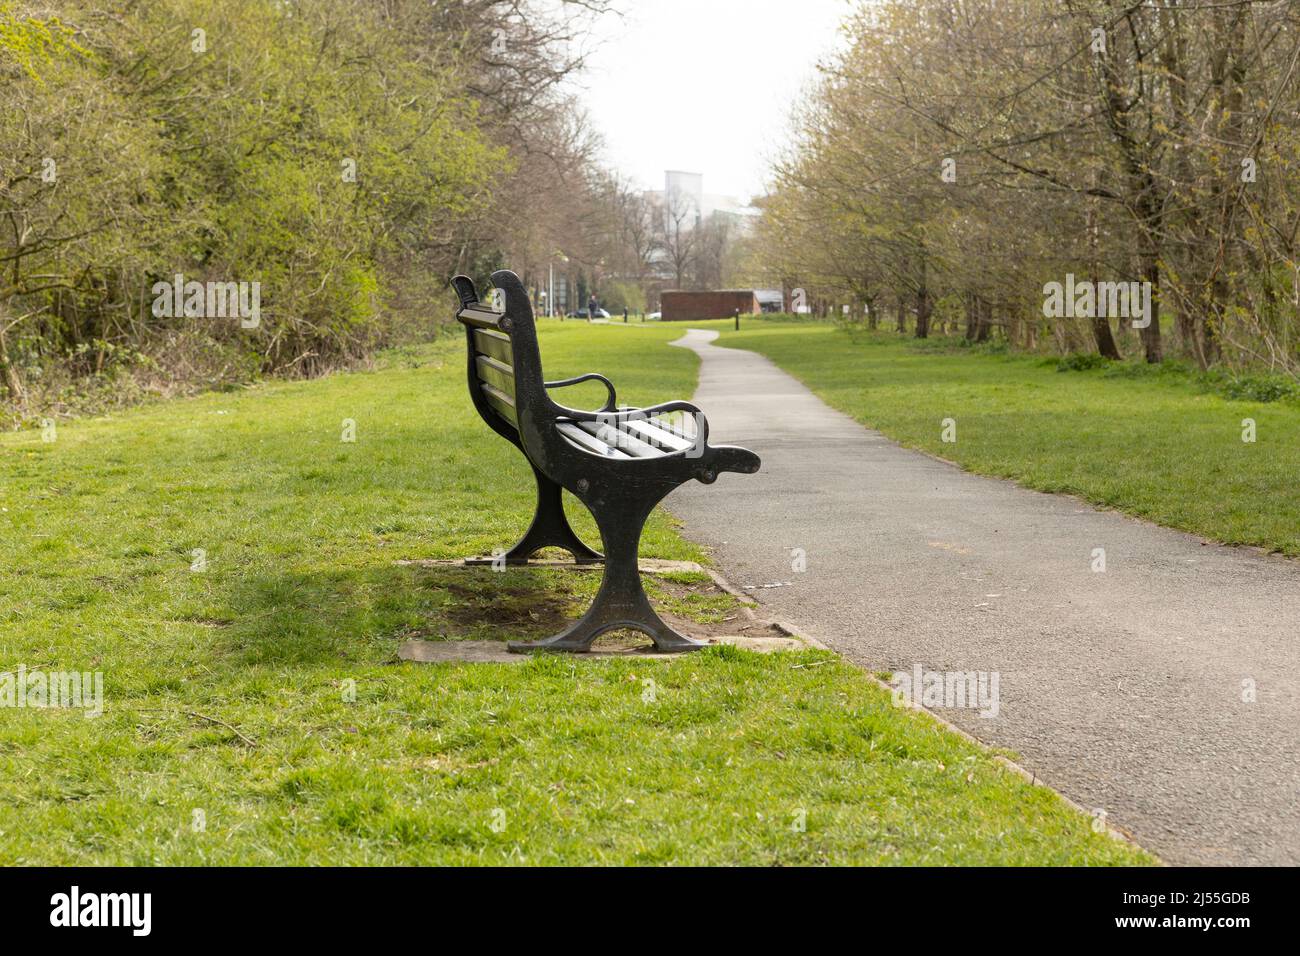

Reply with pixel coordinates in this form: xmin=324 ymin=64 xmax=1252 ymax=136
xmin=480 ymin=382 xmax=518 ymax=426
xmin=647 ymin=413 xmax=698 ymax=442
xmin=556 ymin=422 xmax=632 ymax=458
xmin=622 ymin=417 xmax=695 ymax=453
xmin=473 ymin=327 xmax=513 ymax=366
xmin=461 ymin=307 xmax=507 ymax=331
xmin=475 ymin=354 xmax=515 ymax=397
xmin=577 ymin=420 xmax=663 ymax=458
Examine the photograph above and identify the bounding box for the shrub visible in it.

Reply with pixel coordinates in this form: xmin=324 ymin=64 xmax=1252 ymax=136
xmin=1055 ymin=352 xmax=1110 ymax=372
xmin=1220 ymin=373 xmax=1300 ymax=404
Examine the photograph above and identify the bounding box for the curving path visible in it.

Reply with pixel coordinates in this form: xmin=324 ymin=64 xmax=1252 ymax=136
xmin=667 ymin=328 xmax=1300 ymax=866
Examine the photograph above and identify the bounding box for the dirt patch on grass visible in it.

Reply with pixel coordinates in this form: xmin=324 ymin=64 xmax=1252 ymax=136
xmin=440 ymin=578 xmax=573 ymax=633
xmin=403 ymin=562 xmax=788 ymax=646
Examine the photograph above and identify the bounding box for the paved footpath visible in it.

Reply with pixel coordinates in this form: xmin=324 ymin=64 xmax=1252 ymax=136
xmin=668 ymin=329 xmax=1299 ymax=866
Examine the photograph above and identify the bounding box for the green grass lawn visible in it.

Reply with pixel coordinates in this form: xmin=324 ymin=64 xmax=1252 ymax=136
xmin=714 ymin=319 xmax=1300 ymax=557
xmin=0 ymin=320 xmax=1147 ymax=865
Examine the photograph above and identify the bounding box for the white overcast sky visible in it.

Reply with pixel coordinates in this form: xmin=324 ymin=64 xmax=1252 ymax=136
xmin=571 ymin=0 xmax=852 ymax=202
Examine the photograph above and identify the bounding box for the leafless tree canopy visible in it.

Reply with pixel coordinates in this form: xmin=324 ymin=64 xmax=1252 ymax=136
xmin=752 ymin=0 xmax=1300 ymax=374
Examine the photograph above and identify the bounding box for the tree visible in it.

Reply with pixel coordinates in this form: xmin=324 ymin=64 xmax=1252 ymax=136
xmin=752 ymin=0 xmax=1300 ymax=374
xmin=655 ymin=187 xmax=699 ymax=290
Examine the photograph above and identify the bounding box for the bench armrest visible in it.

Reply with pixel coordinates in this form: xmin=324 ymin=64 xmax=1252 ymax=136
xmin=560 ymin=400 xmax=705 ymax=429
xmin=545 ymin=373 xmax=617 ymax=412
xmin=586 ymin=399 xmax=703 ymax=422
xmin=561 ymin=400 xmax=710 ymax=446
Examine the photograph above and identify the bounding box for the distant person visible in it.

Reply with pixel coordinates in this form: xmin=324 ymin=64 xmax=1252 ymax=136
xmin=588 ymin=295 xmax=598 ymax=319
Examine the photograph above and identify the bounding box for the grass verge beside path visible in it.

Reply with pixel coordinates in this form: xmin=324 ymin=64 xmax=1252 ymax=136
xmin=713 ymin=320 xmax=1300 ymax=557
xmin=0 ymin=319 xmax=1148 ymax=864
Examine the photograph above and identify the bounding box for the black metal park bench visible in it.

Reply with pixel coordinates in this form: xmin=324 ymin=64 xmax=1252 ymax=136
xmin=452 ymin=269 xmax=761 ymax=653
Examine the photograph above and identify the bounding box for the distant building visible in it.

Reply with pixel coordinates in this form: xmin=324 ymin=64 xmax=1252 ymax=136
xmin=649 ymin=170 xmax=759 ymax=229
xmin=754 ymin=289 xmax=784 ymax=313
xmin=664 ymin=170 xmax=703 ymax=221
xmin=661 ymin=290 xmax=759 ymax=321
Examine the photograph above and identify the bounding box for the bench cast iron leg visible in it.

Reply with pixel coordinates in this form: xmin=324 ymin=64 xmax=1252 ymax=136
xmin=508 ymin=496 xmax=708 ymax=654
xmin=466 ymin=464 xmax=603 ymax=565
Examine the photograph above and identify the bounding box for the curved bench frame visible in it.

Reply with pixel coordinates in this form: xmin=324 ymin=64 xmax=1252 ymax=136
xmin=454 ymin=269 xmax=760 ymax=653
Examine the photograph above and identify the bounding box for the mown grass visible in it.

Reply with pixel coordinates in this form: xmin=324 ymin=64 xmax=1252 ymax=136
xmin=0 ymin=320 xmax=1148 ymax=865
xmin=713 ymin=320 xmax=1300 ymax=557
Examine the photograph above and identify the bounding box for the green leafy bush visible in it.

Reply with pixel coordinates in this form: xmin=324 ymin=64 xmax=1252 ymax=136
xmin=1 ymin=0 xmax=506 ymax=417
xmin=1219 ymin=373 xmax=1300 ymax=403
xmin=1055 ymin=352 xmax=1110 ymax=372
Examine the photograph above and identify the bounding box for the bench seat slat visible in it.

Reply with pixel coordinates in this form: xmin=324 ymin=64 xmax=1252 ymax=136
xmin=621 ymin=418 xmax=696 ymax=453
xmin=556 ymin=422 xmax=632 ymax=459
xmin=577 ymin=421 xmax=663 ymax=458
xmin=475 ymin=354 xmax=515 ymax=396
xmin=473 ymin=328 xmax=513 ymax=365
xmin=480 ymin=382 xmax=518 ymax=426
xmin=646 ymin=414 xmax=697 ymax=442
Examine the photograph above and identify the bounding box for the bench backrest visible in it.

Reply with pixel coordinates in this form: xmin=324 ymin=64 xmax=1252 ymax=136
xmin=452 ymin=270 xmax=548 ymax=453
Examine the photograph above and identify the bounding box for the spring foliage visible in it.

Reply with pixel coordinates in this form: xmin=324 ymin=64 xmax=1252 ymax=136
xmin=0 ymin=0 xmax=506 ymax=412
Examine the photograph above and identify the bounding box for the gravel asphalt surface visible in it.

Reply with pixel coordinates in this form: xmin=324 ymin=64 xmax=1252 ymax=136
xmin=667 ymin=329 xmax=1299 ymax=865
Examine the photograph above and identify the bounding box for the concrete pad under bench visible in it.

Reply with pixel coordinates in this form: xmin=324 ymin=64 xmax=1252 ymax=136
xmin=395 ymin=558 xmax=711 ymax=574
xmin=398 ymin=634 xmax=809 ymax=663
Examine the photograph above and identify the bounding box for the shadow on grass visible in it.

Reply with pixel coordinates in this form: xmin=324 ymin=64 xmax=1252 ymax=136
xmin=217 ymin=563 xmax=593 ymax=666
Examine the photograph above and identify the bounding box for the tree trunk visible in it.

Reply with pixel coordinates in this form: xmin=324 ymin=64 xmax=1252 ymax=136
xmin=1091 ymin=314 xmax=1122 ymax=360
xmin=914 ymin=254 xmax=930 ymax=339
xmin=0 ymin=326 xmax=25 ymax=406
xmin=974 ymin=296 xmax=992 ymax=343
xmin=1139 ymin=249 xmax=1163 ymax=363
xmin=915 ymin=287 xmax=931 ymax=338
xmin=1088 ymin=266 xmax=1122 ymax=360
xmin=1202 ymin=277 xmax=1225 ymax=366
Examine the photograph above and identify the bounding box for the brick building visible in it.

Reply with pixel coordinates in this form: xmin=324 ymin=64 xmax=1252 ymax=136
xmin=660 ymin=290 xmax=759 ymax=321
